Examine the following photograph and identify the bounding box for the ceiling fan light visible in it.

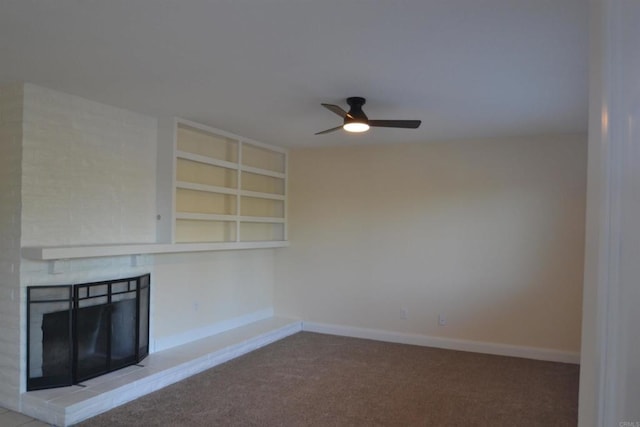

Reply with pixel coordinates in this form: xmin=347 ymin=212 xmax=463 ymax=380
xmin=343 ymin=122 xmax=370 ymax=133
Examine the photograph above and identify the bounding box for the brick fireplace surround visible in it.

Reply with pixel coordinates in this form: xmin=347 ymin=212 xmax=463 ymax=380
xmin=0 ymin=83 xmax=287 ymax=425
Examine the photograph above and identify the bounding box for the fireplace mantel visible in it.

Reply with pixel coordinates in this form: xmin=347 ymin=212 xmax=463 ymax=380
xmin=22 ymin=240 xmax=289 ymax=261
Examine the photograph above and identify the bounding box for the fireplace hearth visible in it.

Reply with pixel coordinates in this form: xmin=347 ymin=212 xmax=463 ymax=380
xmin=27 ymin=274 xmax=150 ymax=390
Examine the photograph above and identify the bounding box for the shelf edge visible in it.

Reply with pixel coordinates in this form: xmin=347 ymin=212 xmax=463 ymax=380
xmin=22 ymin=241 xmax=290 ymax=261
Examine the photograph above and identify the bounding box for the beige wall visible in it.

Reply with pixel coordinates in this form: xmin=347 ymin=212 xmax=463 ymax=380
xmin=153 ymin=250 xmax=274 ymax=344
xmin=276 ymin=135 xmax=586 ymax=353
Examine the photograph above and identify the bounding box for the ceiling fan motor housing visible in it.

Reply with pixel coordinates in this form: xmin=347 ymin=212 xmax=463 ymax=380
xmin=345 ymin=97 xmax=369 ymax=125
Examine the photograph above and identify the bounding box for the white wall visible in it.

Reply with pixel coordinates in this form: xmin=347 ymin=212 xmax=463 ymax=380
xmin=276 ymin=135 xmax=586 ymax=355
xmin=0 ymin=84 xmax=24 ymax=410
xmin=579 ymin=0 xmax=640 ymax=424
xmin=612 ymin=1 xmax=640 ymax=415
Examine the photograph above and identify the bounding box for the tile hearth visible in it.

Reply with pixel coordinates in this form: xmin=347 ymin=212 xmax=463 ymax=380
xmin=20 ymin=317 xmax=301 ymax=426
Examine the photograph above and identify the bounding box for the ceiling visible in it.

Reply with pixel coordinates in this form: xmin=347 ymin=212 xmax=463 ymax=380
xmin=0 ymin=0 xmax=588 ymax=148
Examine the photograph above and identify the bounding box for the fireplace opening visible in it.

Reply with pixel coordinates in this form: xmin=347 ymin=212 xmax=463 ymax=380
xmin=27 ymin=274 xmax=150 ymax=391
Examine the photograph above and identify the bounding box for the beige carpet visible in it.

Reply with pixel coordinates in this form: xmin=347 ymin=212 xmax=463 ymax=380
xmin=76 ymin=332 xmax=579 ymax=426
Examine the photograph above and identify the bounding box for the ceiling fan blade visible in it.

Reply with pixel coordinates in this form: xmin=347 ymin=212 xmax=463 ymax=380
xmin=314 ymin=125 xmax=343 ymax=135
xmin=321 ymin=103 xmax=350 ymax=118
xmin=369 ymin=120 xmax=422 ymax=129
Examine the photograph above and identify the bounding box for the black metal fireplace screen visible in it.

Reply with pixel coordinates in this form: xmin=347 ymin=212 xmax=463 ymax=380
xmin=27 ymin=274 xmax=150 ymax=391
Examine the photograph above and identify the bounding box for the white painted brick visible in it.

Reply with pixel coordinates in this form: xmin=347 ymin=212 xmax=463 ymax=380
xmin=0 ymin=83 xmax=24 ymax=409
xmin=21 ymin=84 xmax=157 ymax=247
xmin=2 ymin=83 xmax=159 ymax=408
xmin=2 ymin=84 xmax=275 ymax=416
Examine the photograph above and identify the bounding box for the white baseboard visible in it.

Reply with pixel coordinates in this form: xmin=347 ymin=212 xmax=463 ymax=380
xmin=302 ymin=321 xmax=580 ymax=364
xmin=153 ymin=307 xmax=274 ymax=352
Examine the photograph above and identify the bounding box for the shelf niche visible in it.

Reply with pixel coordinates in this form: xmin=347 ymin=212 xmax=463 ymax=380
xmin=157 ymin=118 xmax=288 ymax=246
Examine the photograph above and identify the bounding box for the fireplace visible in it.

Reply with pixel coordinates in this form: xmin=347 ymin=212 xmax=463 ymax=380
xmin=26 ymin=274 xmax=150 ymax=391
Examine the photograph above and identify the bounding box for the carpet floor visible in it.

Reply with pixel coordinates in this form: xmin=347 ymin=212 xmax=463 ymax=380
xmin=76 ymin=332 xmax=579 ymax=426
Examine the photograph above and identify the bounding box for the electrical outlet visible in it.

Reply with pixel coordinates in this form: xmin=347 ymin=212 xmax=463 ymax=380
xmin=400 ymin=307 xmax=409 ymax=320
xmin=193 ymin=302 xmax=199 ymax=312
xmin=438 ymin=314 xmax=446 ymax=326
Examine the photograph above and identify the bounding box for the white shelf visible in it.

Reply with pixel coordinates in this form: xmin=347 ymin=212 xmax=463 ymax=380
xmin=176 ymin=212 xmax=237 ymax=221
xmin=22 ymin=241 xmax=289 ymax=261
xmin=240 ymin=190 xmax=285 ymax=201
xmin=240 ymin=165 xmax=286 ymax=179
xmin=175 ymin=153 xmax=285 ymax=180
xmin=239 ymin=216 xmax=285 ymax=223
xmin=175 ymin=213 xmax=285 ymax=224
xmin=176 ymin=150 xmax=239 ymax=170
xmin=176 ymin=182 xmax=287 ymax=201
xmin=176 ymin=181 xmax=238 ymax=196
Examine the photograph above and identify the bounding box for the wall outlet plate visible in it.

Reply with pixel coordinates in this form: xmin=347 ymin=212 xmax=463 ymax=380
xmin=438 ymin=314 xmax=446 ymax=326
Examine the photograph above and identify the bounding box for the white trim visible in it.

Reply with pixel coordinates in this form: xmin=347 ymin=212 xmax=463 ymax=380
xmin=176 ymin=150 xmax=239 ymax=170
xmin=240 ymin=165 xmax=286 ymax=179
xmin=303 ymin=321 xmax=580 ymax=364
xmin=153 ymin=308 xmax=275 ymax=352
xmin=22 ymin=240 xmax=289 ymax=261
xmin=239 ymin=216 xmax=285 ymax=223
xmin=236 ymin=141 xmax=243 ymax=242
xmin=176 ymin=181 xmax=238 ymax=196
xmin=240 ymin=190 xmax=286 ymax=201
xmin=156 ymin=117 xmax=177 ymax=243
xmin=175 ymin=212 xmax=236 ymax=222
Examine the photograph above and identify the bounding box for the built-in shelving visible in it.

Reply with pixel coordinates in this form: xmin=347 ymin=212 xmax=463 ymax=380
xmin=22 ymin=118 xmax=289 ymax=263
xmin=172 ymin=119 xmax=287 ymax=244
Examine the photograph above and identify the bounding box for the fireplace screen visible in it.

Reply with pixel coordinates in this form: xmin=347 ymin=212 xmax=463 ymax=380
xmin=27 ymin=274 xmax=150 ymax=391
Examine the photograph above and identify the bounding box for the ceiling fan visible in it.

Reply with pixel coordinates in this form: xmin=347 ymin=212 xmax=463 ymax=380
xmin=315 ymin=97 xmax=421 ymax=135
